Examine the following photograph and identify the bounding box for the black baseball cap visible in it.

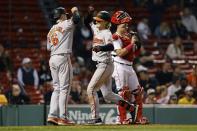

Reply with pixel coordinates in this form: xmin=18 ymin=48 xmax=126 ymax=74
xmin=93 ymin=11 xmax=111 ymax=22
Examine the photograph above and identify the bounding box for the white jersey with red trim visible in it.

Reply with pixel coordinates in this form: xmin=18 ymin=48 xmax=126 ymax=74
xmin=91 ymin=23 xmax=112 ymax=62
xmin=112 ymin=33 xmax=140 ymax=91
xmin=47 ymin=19 xmax=75 ymax=56
xmin=112 ymin=36 xmax=133 ymax=65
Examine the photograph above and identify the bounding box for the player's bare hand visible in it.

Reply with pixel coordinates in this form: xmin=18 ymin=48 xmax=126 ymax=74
xmin=71 ymin=7 xmax=78 ymax=13
xmin=92 ymin=46 xmax=101 ymax=52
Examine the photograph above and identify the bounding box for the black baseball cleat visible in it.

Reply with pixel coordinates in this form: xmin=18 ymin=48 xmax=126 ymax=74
xmin=130 ymin=104 xmax=139 ymax=123
xmin=85 ymin=118 xmax=103 ymax=125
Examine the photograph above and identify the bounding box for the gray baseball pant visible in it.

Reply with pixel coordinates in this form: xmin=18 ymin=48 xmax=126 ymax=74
xmin=48 ymin=54 xmax=73 ymax=119
xmin=87 ymin=62 xmax=124 ymax=119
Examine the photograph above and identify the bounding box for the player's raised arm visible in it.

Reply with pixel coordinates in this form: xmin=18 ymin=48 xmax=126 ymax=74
xmin=84 ymin=6 xmax=95 ymax=27
xmin=71 ymin=7 xmax=80 ymax=24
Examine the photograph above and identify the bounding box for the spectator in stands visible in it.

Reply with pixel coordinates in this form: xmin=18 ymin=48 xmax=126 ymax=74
xmin=178 ymin=86 xmax=196 ymax=104
xmin=138 ymin=70 xmax=158 ymax=92
xmin=180 ymin=8 xmax=197 ymax=34
xmin=173 ymin=65 xmax=186 ymax=80
xmin=187 ymin=65 xmax=197 ymax=99
xmin=17 ymin=57 xmax=39 ymax=89
xmin=168 ymin=94 xmax=178 ymax=104
xmin=0 ymin=44 xmax=13 ymax=84
xmin=70 ymin=80 xmax=82 ymax=104
xmin=136 ymin=46 xmax=155 ymax=68
xmin=187 ymin=65 xmax=197 ymax=89
xmin=171 ymin=18 xmax=190 ymax=39
xmin=166 ymin=36 xmax=184 ymax=60
xmin=180 ymin=77 xmax=189 ymax=90
xmin=0 ymin=85 xmax=8 ymax=106
xmin=167 ymin=76 xmax=182 ymax=96
xmin=38 ymin=59 xmax=52 ymax=85
xmin=43 ymin=82 xmax=53 ymax=105
xmin=154 ymin=21 xmax=171 ymax=39
xmin=156 ymin=85 xmax=169 ymax=104
xmin=155 ymin=62 xmax=173 ymax=85
xmin=79 ymin=67 xmax=92 ymax=88
xmin=145 ymin=88 xmax=157 ymax=104
xmin=0 ymin=44 xmax=13 ymax=73
xmin=137 ymin=18 xmax=151 ymax=40
xmin=80 ymin=89 xmax=89 ymax=104
xmin=172 ymin=77 xmax=190 ymax=98
xmin=72 ymin=60 xmax=81 ymax=76
xmin=73 ymin=24 xmax=93 ymax=61
xmin=5 ymin=84 xmax=30 ymax=105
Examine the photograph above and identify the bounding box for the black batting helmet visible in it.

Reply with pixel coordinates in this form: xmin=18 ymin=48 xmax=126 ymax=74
xmin=53 ymin=7 xmax=67 ymax=20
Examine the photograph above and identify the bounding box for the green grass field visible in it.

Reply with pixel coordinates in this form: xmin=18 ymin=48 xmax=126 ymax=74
xmin=1 ymin=125 xmax=197 ymax=131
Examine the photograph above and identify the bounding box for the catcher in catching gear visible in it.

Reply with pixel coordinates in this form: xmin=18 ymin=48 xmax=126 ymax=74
xmin=111 ymin=11 xmax=149 ymax=124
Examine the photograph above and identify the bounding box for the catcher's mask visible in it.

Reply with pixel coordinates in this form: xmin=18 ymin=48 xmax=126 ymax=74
xmin=111 ymin=11 xmax=132 ymax=25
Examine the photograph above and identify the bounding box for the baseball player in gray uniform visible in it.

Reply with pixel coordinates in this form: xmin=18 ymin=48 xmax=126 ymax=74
xmin=46 ymin=6 xmax=80 ymax=125
xmin=84 ymin=7 xmax=139 ymax=124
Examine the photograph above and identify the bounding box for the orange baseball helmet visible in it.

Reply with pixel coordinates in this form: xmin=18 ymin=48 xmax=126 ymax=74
xmin=111 ymin=11 xmax=132 ymax=24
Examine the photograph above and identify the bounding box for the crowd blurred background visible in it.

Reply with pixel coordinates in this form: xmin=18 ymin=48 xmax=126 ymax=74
xmin=0 ymin=0 xmax=197 ymax=106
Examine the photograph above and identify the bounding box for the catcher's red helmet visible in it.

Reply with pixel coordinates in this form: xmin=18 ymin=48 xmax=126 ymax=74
xmin=111 ymin=11 xmax=132 ymax=24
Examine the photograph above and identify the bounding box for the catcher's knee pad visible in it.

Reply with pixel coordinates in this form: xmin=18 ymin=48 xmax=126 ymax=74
xmin=131 ymin=86 xmax=143 ymax=102
xmin=118 ymin=86 xmax=132 ymax=101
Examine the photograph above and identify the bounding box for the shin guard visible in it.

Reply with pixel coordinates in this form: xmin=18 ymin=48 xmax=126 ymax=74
xmin=117 ymin=86 xmax=131 ymax=123
xmin=133 ymin=86 xmax=149 ymax=124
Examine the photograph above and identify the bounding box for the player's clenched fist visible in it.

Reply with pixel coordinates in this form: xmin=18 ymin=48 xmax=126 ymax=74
xmin=71 ymin=7 xmax=78 ymax=13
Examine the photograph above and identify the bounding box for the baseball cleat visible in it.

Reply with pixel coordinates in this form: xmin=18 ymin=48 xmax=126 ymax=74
xmin=47 ymin=117 xmax=59 ymax=125
xmin=58 ymin=118 xmax=75 ymax=125
xmin=135 ymin=116 xmax=149 ymax=124
xmin=116 ymin=118 xmax=132 ymax=125
xmin=85 ymin=118 xmax=103 ymax=125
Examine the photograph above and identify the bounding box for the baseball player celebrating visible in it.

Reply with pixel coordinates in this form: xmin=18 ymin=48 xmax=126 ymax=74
xmin=84 ymin=7 xmax=138 ymax=124
xmin=46 ymin=6 xmax=80 ymax=125
xmin=111 ymin=11 xmax=148 ymax=124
